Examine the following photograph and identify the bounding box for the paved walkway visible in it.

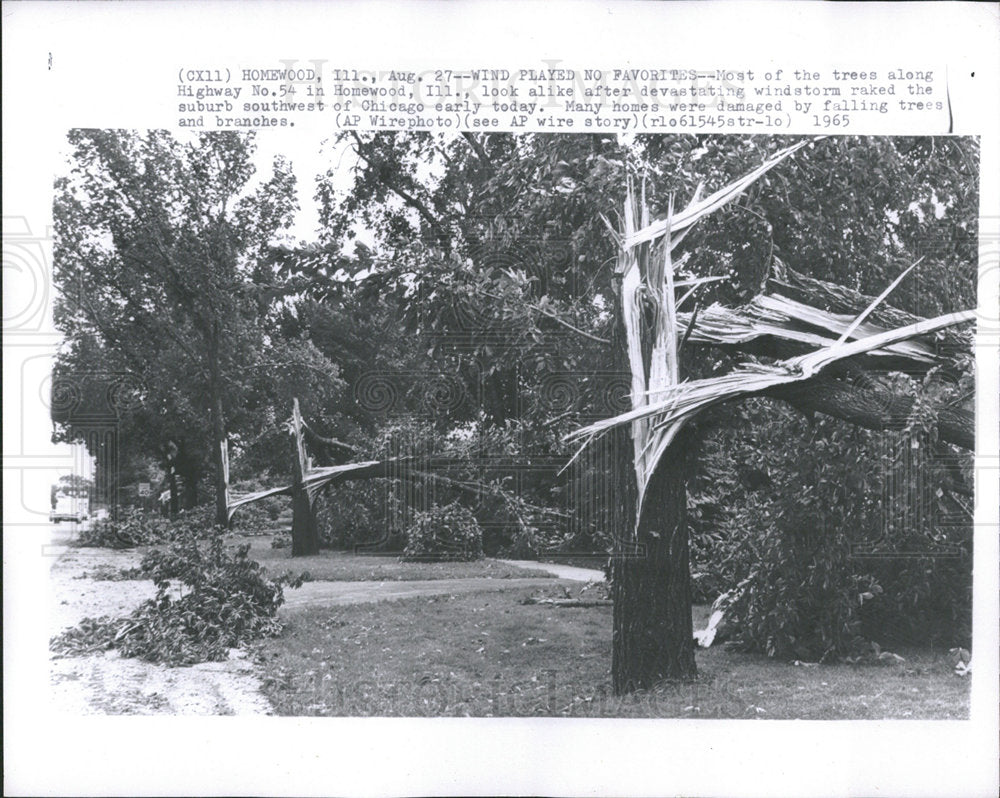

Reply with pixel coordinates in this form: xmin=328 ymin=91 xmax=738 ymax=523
xmin=280 ymin=559 xmax=605 ymax=612
xmin=281 ymin=577 xmax=562 ymax=611
xmin=499 ymin=559 xmax=606 ymax=582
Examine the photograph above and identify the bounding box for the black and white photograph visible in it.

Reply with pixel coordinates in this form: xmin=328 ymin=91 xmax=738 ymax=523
xmin=44 ymin=131 xmax=979 ymax=719
xmin=4 ymin=3 xmax=998 ymax=797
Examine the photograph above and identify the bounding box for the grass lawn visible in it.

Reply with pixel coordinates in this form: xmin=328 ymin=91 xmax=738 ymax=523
xmin=241 ymin=537 xmax=557 ymax=582
xmin=254 ymin=588 xmax=969 ymax=718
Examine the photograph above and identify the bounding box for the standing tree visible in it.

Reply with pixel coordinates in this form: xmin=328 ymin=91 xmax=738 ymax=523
xmin=590 ymin=145 xmax=811 ymax=688
xmin=53 ymin=130 xmax=301 ymax=525
xmin=569 ymin=141 xmax=975 ymax=690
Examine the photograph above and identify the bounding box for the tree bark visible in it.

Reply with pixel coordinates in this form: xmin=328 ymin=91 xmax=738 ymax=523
xmin=612 ymin=431 xmax=696 ymax=692
xmin=290 ymin=465 xmax=320 ymax=556
xmin=610 ymin=279 xmax=696 ymax=694
xmin=182 ymin=470 xmax=199 ymax=509
xmin=166 ymin=466 xmax=179 ymax=516
xmin=208 ymin=330 xmax=229 ymax=528
xmin=210 ymin=395 xmax=228 ymax=527
xmin=291 ymin=484 xmax=320 ymax=556
xmin=290 ymin=398 xmax=320 ymax=556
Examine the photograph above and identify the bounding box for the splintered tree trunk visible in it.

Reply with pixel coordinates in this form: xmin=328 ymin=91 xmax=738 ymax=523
xmin=597 ymin=145 xmax=834 ymax=692
xmin=611 ymin=304 xmax=696 ymax=693
xmin=290 ymin=398 xmax=320 ymax=556
xmin=209 ymin=387 xmax=229 ymax=528
xmin=291 ymin=483 xmax=320 ymax=556
xmin=208 ymin=328 xmax=230 ymax=529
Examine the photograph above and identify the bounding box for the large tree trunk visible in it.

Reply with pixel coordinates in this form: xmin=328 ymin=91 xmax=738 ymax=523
xmin=208 ymin=332 xmax=229 ymax=529
xmin=612 ymin=432 xmax=696 ymax=692
xmin=290 ymin=398 xmax=320 ymax=556
xmin=610 ymin=285 xmax=696 ymax=693
xmin=182 ymin=470 xmax=200 ymax=509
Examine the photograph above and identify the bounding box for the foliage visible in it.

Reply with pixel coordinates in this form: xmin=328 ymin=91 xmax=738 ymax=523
xmin=228 ymin=500 xmax=283 ymax=536
xmin=690 ymin=399 xmax=973 ymax=660
xmin=52 ymin=527 xmax=304 ymax=665
xmin=637 ymin=136 xmax=978 ymax=313
xmin=860 ymin=555 xmax=972 ymax=650
xmin=51 ymin=130 xmax=335 ymax=524
xmin=76 ymin=508 xmax=176 ymax=549
xmin=51 ymin=474 xmax=94 ymax=507
xmin=724 ymin=506 xmax=881 ymax=662
xmin=403 ymin=501 xmax=484 ymax=562
xmin=315 ymin=481 xmax=394 ymax=550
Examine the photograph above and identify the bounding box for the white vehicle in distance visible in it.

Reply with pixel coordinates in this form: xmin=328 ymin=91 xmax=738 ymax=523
xmin=50 ymin=493 xmax=90 ymax=523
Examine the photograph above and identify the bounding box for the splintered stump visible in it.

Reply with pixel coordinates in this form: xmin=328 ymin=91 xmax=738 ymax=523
xmin=291 ymin=485 xmax=320 ymax=557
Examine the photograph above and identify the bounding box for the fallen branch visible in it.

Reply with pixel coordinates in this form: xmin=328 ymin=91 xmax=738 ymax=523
xmin=521 ymin=597 xmax=613 ymax=607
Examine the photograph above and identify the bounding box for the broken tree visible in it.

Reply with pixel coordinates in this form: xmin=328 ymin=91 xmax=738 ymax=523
xmin=568 ymin=141 xmax=975 ymax=693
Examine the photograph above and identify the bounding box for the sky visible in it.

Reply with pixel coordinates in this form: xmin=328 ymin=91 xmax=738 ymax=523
xmin=254 ymin=131 xmax=364 ymax=245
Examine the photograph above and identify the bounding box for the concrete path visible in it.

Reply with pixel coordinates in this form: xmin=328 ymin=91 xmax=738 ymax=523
xmin=280 ymin=558 xmax=605 ymax=613
xmin=499 ymin=559 xmax=606 ymax=582
xmin=281 ymin=577 xmax=562 ymax=611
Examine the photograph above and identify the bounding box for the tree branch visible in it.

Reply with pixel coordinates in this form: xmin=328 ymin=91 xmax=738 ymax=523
xmin=765 ymin=376 xmax=974 ymax=451
xmin=476 ymin=287 xmax=611 ymax=345
xmin=349 ymin=131 xmax=450 ymax=249
xmin=461 ymin=132 xmax=494 ymax=171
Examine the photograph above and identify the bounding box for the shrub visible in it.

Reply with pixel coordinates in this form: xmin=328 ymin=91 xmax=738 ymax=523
xmin=723 ymin=503 xmax=880 ymax=661
xmin=403 ymin=501 xmax=484 ymax=562
xmin=229 ymin=500 xmax=281 ymax=536
xmin=51 ymin=527 xmax=304 ymax=665
xmin=726 ymin=523 xmax=972 ymax=659
xmin=858 ymin=548 xmax=972 ymax=650
xmin=315 ymin=481 xmax=396 ymax=550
